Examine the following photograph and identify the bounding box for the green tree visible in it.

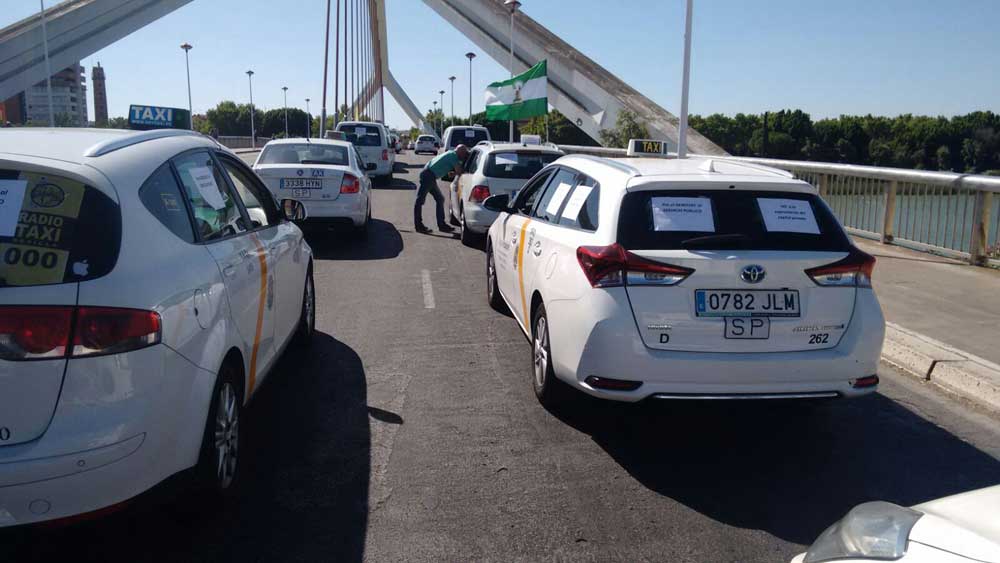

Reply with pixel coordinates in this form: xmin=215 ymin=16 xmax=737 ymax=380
xmin=598 ymin=109 xmax=648 ymax=148
xmin=520 ymin=110 xmax=598 ymax=146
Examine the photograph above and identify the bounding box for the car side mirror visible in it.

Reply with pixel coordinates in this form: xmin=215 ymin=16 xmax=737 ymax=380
xmin=482 ymin=194 xmax=510 ymax=212
xmin=365 ymin=162 xmax=377 ymax=171
xmin=281 ymin=198 xmax=307 ymax=221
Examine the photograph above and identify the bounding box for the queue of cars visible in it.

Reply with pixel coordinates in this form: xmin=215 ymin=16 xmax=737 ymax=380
xmin=0 ymin=128 xmax=315 ymax=527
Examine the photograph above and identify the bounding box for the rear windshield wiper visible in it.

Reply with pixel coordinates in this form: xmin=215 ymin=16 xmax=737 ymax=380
xmin=680 ymin=233 xmax=750 ymax=248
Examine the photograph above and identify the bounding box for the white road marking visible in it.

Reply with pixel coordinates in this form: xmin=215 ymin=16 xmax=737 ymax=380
xmin=421 ymin=269 xmax=435 ymax=309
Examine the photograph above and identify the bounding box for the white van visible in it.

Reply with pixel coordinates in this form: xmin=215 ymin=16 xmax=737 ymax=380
xmin=335 ymin=120 xmax=393 ymax=185
xmin=441 ymin=125 xmax=491 ymax=151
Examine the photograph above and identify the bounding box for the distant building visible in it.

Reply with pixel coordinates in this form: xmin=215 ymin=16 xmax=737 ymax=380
xmin=92 ymin=62 xmax=108 ymax=127
xmin=26 ymin=63 xmax=88 ymax=126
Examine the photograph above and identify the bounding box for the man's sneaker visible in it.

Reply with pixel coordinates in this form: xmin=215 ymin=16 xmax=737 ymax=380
xmin=438 ymin=224 xmax=455 ymax=233
xmin=415 ymin=225 xmax=432 ymax=234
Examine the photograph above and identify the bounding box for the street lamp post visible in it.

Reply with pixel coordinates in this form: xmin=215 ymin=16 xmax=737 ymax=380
xmin=505 ymin=0 xmax=521 ymax=142
xmin=320 ymin=0 xmax=332 ymax=138
xmin=282 ymin=86 xmax=289 ymax=137
xmin=305 ymin=98 xmax=311 ymax=139
xmin=180 ymin=43 xmax=193 ymax=130
xmin=465 ymin=52 xmax=476 ymax=124
xmin=246 ymin=70 xmax=256 ymax=149
xmin=677 ymin=0 xmax=693 ymax=158
xmin=439 ymin=90 xmax=445 ymax=135
xmin=432 ymin=101 xmax=438 ymax=136
xmin=449 ymin=76 xmax=456 ymax=129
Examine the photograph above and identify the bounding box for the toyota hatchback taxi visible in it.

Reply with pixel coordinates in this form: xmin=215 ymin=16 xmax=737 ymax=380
xmin=0 ymin=128 xmax=315 ymax=527
xmin=483 ymin=153 xmax=885 ymax=406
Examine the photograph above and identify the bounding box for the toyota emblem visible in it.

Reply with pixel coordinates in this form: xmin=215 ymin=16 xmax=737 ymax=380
xmin=740 ymin=265 xmax=766 ymax=284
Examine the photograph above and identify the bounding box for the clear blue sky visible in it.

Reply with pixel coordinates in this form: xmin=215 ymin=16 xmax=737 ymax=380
xmin=4 ymin=0 xmax=999 ymax=130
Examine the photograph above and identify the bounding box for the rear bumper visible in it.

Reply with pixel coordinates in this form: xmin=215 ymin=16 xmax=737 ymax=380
xmin=300 ymin=196 xmax=367 ymax=226
xmin=545 ymin=288 xmax=885 ymax=403
xmin=365 ymin=160 xmax=392 ymax=177
xmin=463 ymin=202 xmax=499 ymax=233
xmin=0 ymin=345 xmax=216 ymax=527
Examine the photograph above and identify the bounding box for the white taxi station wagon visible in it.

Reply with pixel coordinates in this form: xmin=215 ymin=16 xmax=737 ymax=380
xmin=0 ymin=128 xmax=315 ymax=527
xmin=483 ymin=152 xmax=886 ymax=406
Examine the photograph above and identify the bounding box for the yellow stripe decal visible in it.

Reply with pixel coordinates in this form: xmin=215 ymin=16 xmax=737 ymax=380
xmin=247 ymin=234 xmax=268 ymax=398
xmin=516 ymin=219 xmax=531 ymax=328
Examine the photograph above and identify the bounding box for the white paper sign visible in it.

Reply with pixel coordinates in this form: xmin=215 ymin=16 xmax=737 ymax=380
xmin=189 ymin=167 xmax=226 ymax=210
xmin=651 ymin=197 xmax=715 ymax=232
xmin=355 ymin=126 xmax=367 ymax=135
xmin=757 ymin=198 xmax=820 ymax=234
xmin=562 ymin=185 xmax=593 ymax=221
xmin=495 ymin=153 xmax=519 ymax=166
xmin=0 ymin=179 xmax=27 ymax=237
xmin=544 ymin=182 xmax=573 ymax=215
xmin=464 ymin=129 xmax=476 ymax=138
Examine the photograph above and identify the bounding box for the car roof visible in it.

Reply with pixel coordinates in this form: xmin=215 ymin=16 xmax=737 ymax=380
xmin=0 ymin=128 xmax=214 ymax=165
xmin=262 ymin=137 xmax=352 ymax=148
xmin=338 ymin=120 xmax=382 ymax=127
xmin=478 ymin=142 xmax=562 ymax=154
xmin=552 ymin=155 xmax=811 ymax=193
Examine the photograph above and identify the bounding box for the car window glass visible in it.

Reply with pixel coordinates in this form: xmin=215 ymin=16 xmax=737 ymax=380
xmin=466 ymin=150 xmax=481 ymax=174
xmin=139 ymin=163 xmax=194 ymax=243
xmin=449 ymin=128 xmax=489 ymax=149
xmin=533 ymin=168 xmax=578 ymax=222
xmin=218 ymin=157 xmax=280 ymax=228
xmin=338 ymin=124 xmax=383 ymax=147
xmin=257 ymin=143 xmax=349 ymax=166
xmin=172 ymin=151 xmax=246 ymax=241
xmin=512 ymin=170 xmax=554 ymax=215
xmin=557 ymin=176 xmax=600 ymax=231
xmin=485 ymin=152 xmax=561 ymax=180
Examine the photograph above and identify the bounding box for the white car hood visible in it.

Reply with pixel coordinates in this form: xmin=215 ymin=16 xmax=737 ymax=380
xmin=909 ymin=485 xmax=1000 ymax=562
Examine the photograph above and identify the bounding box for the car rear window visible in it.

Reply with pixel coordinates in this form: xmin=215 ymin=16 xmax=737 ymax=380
xmin=485 ymin=152 xmax=561 ymax=179
xmin=617 ymin=189 xmax=851 ymax=251
xmin=258 ymin=143 xmax=349 ymax=166
xmin=0 ymin=169 xmax=120 ymax=287
xmin=339 ymin=125 xmax=383 ymax=147
xmin=418 ymin=136 xmax=436 ymax=142
xmin=448 ymin=129 xmax=488 ymax=148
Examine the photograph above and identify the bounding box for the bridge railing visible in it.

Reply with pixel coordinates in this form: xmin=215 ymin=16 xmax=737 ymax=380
xmin=557 ymin=145 xmax=1000 ymax=267
xmin=217 ymin=136 xmax=272 ymax=149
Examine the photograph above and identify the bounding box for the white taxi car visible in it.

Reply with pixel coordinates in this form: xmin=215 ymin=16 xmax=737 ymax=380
xmin=0 ymin=128 xmax=315 ymax=527
xmin=334 ymin=120 xmax=393 ymax=185
xmin=253 ymin=138 xmax=373 ymax=236
xmin=414 ymin=134 xmax=439 ymax=155
xmin=449 ymin=141 xmax=563 ymax=245
xmin=792 ymin=485 xmax=1000 ymax=562
xmin=483 ymin=153 xmax=885 ymax=406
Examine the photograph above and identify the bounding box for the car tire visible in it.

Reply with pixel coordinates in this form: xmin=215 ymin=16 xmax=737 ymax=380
xmin=486 ymin=244 xmax=507 ymax=313
xmin=293 ymin=268 xmax=316 ymax=347
xmin=531 ymin=303 xmax=565 ymax=408
xmin=196 ymin=360 xmax=243 ymax=497
xmin=460 ymin=209 xmax=480 ymax=247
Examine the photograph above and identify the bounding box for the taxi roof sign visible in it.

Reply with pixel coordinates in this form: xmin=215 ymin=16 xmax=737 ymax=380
xmin=128 ymin=104 xmax=190 ymax=131
xmin=627 ymin=138 xmax=676 ymax=157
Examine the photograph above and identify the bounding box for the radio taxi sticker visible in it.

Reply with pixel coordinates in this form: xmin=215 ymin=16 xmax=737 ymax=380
xmin=188 ymin=166 xmax=227 ymax=210
xmin=757 ymin=198 xmax=820 ymax=234
xmin=0 ymin=179 xmax=27 ymax=237
xmin=651 ymin=196 xmax=715 ymax=232
xmin=1 ymin=173 xmax=86 ymax=286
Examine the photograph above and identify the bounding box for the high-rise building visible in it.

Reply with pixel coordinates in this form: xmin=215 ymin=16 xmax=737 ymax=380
xmin=25 ymin=63 xmax=88 ymax=126
xmin=92 ymin=62 xmax=108 ymax=127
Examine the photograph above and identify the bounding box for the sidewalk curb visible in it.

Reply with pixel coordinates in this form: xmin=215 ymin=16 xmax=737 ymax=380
xmin=882 ymin=322 xmax=1000 ymax=413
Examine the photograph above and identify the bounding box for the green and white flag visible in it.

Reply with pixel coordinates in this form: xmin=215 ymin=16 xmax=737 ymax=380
xmin=485 ymin=60 xmax=548 ymax=121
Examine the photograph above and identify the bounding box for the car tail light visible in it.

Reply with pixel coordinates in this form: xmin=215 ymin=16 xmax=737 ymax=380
xmin=0 ymin=306 xmax=73 ymax=360
xmin=340 ymin=173 xmax=360 ymax=194
xmin=382 ymin=149 xmax=388 ymax=161
xmin=852 ymin=375 xmax=879 ymax=388
xmin=576 ymin=244 xmax=694 ymax=288
xmin=470 ymin=185 xmax=490 ymax=203
xmin=805 ymin=247 xmax=875 ymax=287
xmin=0 ymin=306 xmax=160 ymax=361
xmin=72 ymin=307 xmax=161 ymax=357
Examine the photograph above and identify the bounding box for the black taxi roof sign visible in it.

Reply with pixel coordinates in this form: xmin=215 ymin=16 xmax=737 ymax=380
xmin=627 ymin=139 xmax=676 ymax=157
xmin=128 ymin=104 xmax=190 ymax=131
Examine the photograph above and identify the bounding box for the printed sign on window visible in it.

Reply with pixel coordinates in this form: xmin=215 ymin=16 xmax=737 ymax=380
xmin=465 ymin=129 xmax=476 ymax=138
xmin=544 ymin=182 xmax=573 ymax=215
xmin=0 ymin=179 xmax=27 ymax=237
xmin=495 ymin=153 xmax=519 ymax=166
xmin=562 ymin=185 xmax=593 ymax=221
xmin=650 ymin=197 xmax=715 ymax=232
xmin=188 ymin=167 xmax=227 ymax=210
xmin=757 ymin=198 xmax=820 ymax=234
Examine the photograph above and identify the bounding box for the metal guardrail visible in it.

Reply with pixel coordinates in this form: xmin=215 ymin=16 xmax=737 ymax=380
xmin=557 ymin=144 xmax=1000 ymax=267
xmin=216 ymin=136 xmax=272 ymax=149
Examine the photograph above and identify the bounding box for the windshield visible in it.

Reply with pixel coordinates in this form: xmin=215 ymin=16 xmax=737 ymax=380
xmin=0 ymin=169 xmax=120 ymax=287
xmin=484 ymin=152 xmax=561 ymax=179
xmin=418 ymin=136 xmax=436 ymax=143
xmin=258 ymin=143 xmax=350 ymax=166
xmin=617 ymin=189 xmax=851 ymax=251
xmin=339 ymin=124 xmax=383 ymax=147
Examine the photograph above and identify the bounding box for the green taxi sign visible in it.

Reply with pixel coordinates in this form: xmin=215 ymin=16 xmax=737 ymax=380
xmin=128 ymin=104 xmax=190 ymax=130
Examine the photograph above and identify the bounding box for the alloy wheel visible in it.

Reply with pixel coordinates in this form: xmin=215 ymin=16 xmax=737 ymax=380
xmin=213 ymin=382 xmax=239 ymax=489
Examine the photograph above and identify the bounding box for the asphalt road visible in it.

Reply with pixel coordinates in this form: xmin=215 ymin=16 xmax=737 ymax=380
xmin=3 ymin=151 xmax=999 ymax=563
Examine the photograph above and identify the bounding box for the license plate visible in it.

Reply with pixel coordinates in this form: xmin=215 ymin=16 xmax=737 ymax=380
xmin=695 ymin=289 xmax=800 ymax=317
xmin=292 ymin=189 xmax=312 ymax=198
xmin=280 ymin=178 xmax=322 ymax=189
xmin=725 ymin=317 xmax=770 ymax=339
